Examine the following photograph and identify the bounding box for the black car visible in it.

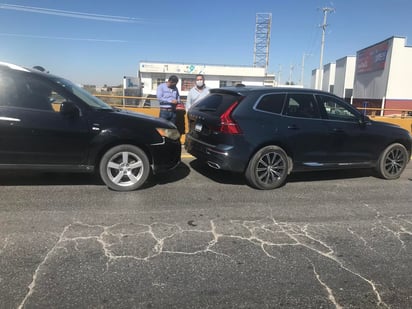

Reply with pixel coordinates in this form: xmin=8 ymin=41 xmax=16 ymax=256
xmin=0 ymin=62 xmax=181 ymax=191
xmin=185 ymin=86 xmax=412 ymax=189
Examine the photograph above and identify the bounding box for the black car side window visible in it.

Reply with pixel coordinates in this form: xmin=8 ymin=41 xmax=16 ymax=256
xmin=255 ymin=93 xmax=285 ymax=114
xmin=284 ymin=93 xmax=320 ymax=119
xmin=0 ymin=73 xmax=18 ymax=107
xmin=317 ymin=95 xmax=359 ymax=122
xmin=19 ymin=77 xmax=55 ymax=111
xmin=1 ymin=73 xmax=68 ymax=112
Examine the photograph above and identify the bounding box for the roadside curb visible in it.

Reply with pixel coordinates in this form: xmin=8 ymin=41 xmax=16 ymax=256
xmin=181 ymin=145 xmax=193 ymax=158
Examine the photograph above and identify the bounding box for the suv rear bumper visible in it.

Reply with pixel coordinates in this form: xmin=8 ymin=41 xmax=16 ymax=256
xmin=185 ymin=134 xmax=246 ymax=172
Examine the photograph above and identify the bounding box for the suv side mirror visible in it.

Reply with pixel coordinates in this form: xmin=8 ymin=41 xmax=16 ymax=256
xmin=60 ymin=101 xmax=80 ymax=118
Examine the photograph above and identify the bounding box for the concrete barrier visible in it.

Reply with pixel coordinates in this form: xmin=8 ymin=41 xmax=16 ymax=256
xmin=372 ymin=116 xmax=412 ymax=133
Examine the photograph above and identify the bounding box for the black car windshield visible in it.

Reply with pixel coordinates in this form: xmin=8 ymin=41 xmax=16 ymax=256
xmin=51 ymin=76 xmax=113 ymax=110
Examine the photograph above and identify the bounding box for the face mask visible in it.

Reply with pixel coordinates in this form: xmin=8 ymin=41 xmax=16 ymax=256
xmin=196 ymin=80 xmax=204 ymax=87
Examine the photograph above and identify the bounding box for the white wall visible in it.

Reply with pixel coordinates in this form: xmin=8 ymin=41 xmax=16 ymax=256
xmin=386 ymin=37 xmax=412 ymax=99
xmin=139 ymin=62 xmax=267 ymax=77
xmin=139 ymin=64 xmax=272 ymax=97
xmin=311 ymin=69 xmax=320 ymax=89
xmin=334 ymin=56 xmax=356 ymax=98
xmin=322 ymin=63 xmax=335 ymax=92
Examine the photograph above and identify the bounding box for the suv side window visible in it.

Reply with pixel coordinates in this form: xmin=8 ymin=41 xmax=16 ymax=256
xmin=284 ymin=93 xmax=320 ymax=119
xmin=255 ymin=93 xmax=285 ymax=114
xmin=317 ymin=95 xmax=359 ymax=122
xmin=192 ymin=93 xmax=240 ymax=116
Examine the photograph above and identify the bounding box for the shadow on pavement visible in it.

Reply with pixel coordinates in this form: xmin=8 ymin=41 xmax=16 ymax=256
xmin=0 ymin=162 xmax=191 ymax=188
xmin=189 ymin=159 xmax=247 ymax=186
xmin=189 ymin=158 xmax=375 ymax=187
xmin=147 ymin=162 xmax=191 ymax=187
xmin=0 ymin=171 xmax=102 ymax=186
xmin=287 ymin=168 xmax=375 ymax=183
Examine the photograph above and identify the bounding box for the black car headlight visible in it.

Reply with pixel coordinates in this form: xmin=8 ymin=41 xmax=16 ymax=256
xmin=156 ymin=128 xmax=180 ymax=141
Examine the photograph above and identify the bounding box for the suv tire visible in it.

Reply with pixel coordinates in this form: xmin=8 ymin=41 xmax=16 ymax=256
xmin=376 ymin=143 xmax=408 ymax=180
xmin=245 ymin=145 xmax=289 ymax=190
xmin=99 ymin=144 xmax=150 ymax=191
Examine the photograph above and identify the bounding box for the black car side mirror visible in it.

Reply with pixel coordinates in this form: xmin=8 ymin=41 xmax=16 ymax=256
xmin=60 ymin=101 xmax=80 ymax=118
xmin=359 ymin=114 xmax=371 ymax=126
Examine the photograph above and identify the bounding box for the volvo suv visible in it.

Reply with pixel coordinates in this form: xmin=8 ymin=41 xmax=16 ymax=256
xmin=185 ymin=87 xmax=412 ymax=190
xmin=0 ymin=62 xmax=181 ymax=191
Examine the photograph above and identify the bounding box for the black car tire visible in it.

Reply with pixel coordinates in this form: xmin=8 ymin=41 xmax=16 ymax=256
xmin=376 ymin=143 xmax=408 ymax=180
xmin=99 ymin=144 xmax=150 ymax=191
xmin=245 ymin=145 xmax=289 ymax=190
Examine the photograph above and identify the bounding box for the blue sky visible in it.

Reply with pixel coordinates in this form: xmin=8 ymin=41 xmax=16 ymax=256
xmin=1 ymin=0 xmax=411 ymax=87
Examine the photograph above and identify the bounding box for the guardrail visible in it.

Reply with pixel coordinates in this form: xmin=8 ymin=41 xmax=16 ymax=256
xmin=359 ymin=107 xmax=412 ymax=118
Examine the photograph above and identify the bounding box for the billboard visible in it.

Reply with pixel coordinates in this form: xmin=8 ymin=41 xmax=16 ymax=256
xmin=123 ymin=76 xmax=139 ymax=88
xmin=356 ymin=40 xmax=390 ymax=74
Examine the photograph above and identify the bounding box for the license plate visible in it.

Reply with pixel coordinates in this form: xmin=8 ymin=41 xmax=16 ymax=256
xmin=195 ymin=123 xmax=202 ymax=132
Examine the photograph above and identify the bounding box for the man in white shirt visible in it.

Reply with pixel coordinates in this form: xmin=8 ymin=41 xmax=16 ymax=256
xmin=186 ymin=74 xmax=210 ymax=111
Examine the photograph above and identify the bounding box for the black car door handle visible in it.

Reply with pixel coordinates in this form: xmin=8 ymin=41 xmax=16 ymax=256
xmin=287 ymin=124 xmax=299 ymax=130
xmin=332 ymin=128 xmax=344 ymax=133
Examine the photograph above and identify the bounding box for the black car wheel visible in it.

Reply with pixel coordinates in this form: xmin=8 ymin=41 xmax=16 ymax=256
xmin=245 ymin=146 xmax=289 ymax=190
xmin=99 ymin=145 xmax=150 ymax=191
xmin=376 ymin=143 xmax=408 ymax=180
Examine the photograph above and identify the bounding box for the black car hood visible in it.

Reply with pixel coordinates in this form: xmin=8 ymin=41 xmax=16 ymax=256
xmin=97 ymin=108 xmax=176 ymax=128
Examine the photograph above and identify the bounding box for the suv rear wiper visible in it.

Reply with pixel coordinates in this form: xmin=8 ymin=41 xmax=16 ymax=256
xmin=95 ymin=107 xmax=115 ymax=112
xmin=198 ymin=107 xmax=216 ymax=112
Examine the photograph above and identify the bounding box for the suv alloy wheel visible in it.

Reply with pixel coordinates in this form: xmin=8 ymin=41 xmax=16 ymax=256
xmin=245 ymin=145 xmax=289 ymax=190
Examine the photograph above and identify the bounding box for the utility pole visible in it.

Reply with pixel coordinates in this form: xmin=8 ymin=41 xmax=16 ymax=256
xmin=289 ymin=64 xmax=294 ymax=85
xmin=277 ymin=64 xmax=282 ymax=86
xmin=318 ymin=7 xmax=334 ymax=90
xmin=300 ymin=53 xmax=311 ymax=87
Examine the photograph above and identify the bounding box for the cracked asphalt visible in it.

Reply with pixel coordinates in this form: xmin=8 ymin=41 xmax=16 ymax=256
xmin=0 ymin=159 xmax=411 ymax=308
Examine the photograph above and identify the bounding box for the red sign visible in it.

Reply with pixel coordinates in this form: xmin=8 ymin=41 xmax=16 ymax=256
xmin=356 ymin=40 xmax=390 ymax=74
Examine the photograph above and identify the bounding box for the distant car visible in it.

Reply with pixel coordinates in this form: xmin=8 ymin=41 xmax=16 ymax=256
xmin=0 ymin=62 xmax=181 ymax=191
xmin=185 ymin=86 xmax=412 ymax=189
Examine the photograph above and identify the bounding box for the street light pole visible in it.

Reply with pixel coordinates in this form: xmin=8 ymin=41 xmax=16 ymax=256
xmin=318 ymin=7 xmax=334 ymax=90
xmin=300 ymin=53 xmax=311 ymax=87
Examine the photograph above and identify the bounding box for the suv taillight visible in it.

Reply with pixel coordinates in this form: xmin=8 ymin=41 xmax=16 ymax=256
xmin=219 ymin=101 xmax=242 ymax=134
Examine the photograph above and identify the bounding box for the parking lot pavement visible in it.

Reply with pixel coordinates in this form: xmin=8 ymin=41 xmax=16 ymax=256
xmin=0 ymin=161 xmax=411 ymax=308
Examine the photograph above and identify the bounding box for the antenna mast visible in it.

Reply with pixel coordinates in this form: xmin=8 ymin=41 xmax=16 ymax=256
xmin=253 ymin=13 xmax=272 ymax=73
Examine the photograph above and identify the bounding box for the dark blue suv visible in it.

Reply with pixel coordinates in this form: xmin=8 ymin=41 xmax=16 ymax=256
xmin=185 ymin=87 xmax=412 ymax=189
xmin=0 ymin=62 xmax=181 ymax=191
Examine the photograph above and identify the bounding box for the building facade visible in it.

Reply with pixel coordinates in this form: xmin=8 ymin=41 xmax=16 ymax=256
xmin=138 ymin=61 xmax=275 ymax=104
xmin=322 ymin=62 xmax=336 ymax=93
xmin=353 ymin=36 xmax=412 ymax=115
xmin=312 ymin=36 xmax=412 ymax=115
xmin=333 ymin=56 xmax=356 ymax=100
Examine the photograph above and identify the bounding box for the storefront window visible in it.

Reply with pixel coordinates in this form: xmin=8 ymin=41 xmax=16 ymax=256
xmin=182 ymin=78 xmax=194 ymax=91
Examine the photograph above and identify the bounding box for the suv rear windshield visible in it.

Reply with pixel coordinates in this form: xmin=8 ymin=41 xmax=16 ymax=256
xmin=193 ymin=93 xmax=241 ymax=116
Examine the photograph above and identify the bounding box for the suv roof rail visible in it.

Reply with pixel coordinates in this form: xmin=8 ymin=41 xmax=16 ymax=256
xmin=0 ymin=61 xmax=30 ymax=72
